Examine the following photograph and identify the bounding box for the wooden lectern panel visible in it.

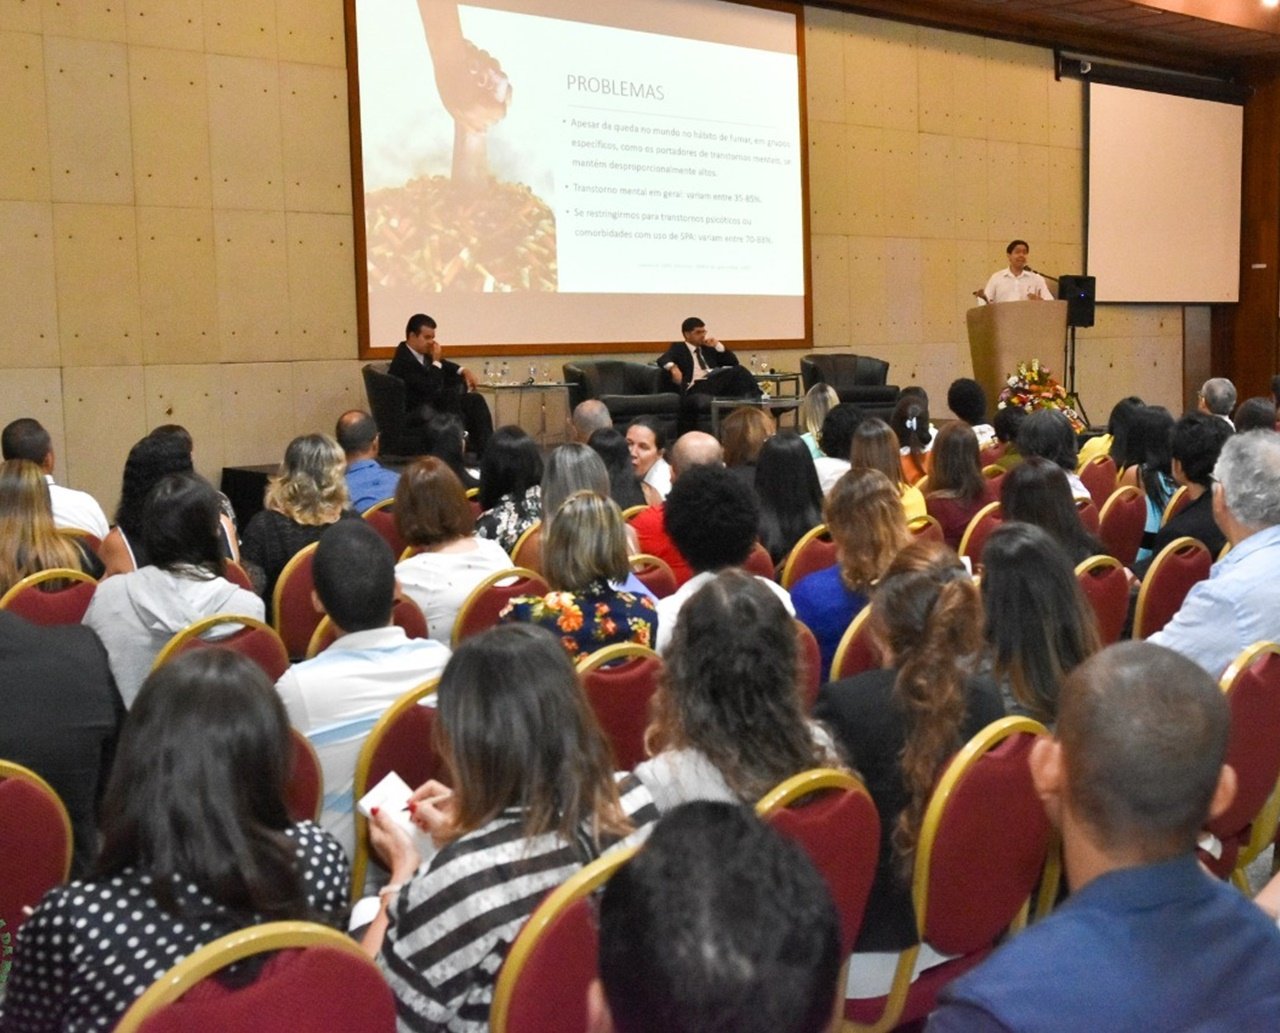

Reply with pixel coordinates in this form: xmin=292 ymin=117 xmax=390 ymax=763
xmin=966 ymin=300 xmax=1068 ymax=410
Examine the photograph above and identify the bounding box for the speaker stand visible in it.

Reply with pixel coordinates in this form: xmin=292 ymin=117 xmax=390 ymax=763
xmin=1063 ymin=324 xmax=1091 ymax=428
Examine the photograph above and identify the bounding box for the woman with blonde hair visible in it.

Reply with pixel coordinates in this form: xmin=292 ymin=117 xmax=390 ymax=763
xmin=798 ymin=383 xmax=840 ymax=459
xmin=0 ymin=459 xmax=98 ymax=594
xmin=850 ymin=418 xmax=926 ymax=521
xmin=240 ymin=433 xmax=356 ymax=606
xmin=501 ymin=490 xmax=656 ymax=658
xmin=791 ymin=469 xmax=909 ymax=680
xmin=721 ymin=406 xmax=776 ymax=470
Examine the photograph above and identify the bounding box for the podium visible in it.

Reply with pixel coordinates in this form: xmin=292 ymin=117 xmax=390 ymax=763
xmin=966 ymin=301 xmax=1068 ymax=409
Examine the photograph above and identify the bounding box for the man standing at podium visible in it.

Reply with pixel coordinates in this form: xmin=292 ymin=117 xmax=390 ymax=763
xmin=975 ymin=240 xmax=1052 ymax=303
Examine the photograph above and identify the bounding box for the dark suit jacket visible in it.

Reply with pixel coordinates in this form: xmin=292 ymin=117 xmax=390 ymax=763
xmin=1133 ymin=489 xmax=1224 ymax=577
xmin=656 ymin=341 xmax=740 ymax=392
xmin=387 ymin=341 xmax=467 ymax=414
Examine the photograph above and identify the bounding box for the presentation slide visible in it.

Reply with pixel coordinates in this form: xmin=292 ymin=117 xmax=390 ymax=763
xmin=353 ymin=0 xmax=806 ymax=348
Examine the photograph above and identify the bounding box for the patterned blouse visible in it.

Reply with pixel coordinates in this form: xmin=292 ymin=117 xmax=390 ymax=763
xmin=475 ymin=485 xmax=541 ymax=554
xmin=499 ymin=579 xmax=657 ymax=659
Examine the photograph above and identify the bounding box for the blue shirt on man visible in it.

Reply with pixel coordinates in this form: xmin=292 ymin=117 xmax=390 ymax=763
xmin=345 ymin=458 xmax=400 ymax=514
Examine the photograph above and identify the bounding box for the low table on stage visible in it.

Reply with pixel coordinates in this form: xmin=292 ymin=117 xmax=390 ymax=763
xmin=474 ymin=381 xmax=571 ymax=445
xmin=710 ymin=395 xmax=801 ymax=435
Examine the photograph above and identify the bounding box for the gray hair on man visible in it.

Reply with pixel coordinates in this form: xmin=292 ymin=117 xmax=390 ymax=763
xmin=1214 ymin=430 xmax=1280 ymax=530
xmin=1201 ymin=378 xmax=1238 ymax=417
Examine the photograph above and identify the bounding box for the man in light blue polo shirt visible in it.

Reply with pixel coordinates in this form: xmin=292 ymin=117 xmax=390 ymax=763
xmin=336 ymin=409 xmax=402 ymax=513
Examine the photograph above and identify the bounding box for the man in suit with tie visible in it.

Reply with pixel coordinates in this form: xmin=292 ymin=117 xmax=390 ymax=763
xmin=656 ymin=317 xmax=759 ymax=433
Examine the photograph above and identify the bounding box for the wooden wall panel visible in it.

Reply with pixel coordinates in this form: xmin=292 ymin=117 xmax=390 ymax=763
xmin=144 ymin=363 xmax=227 ymax=483
xmin=125 ymin=0 xmax=204 ymax=51
xmin=278 ymin=0 xmax=347 ymax=67
xmin=61 ymin=365 xmax=146 ymax=510
xmin=285 ymin=212 xmax=358 ymax=361
xmin=0 ymin=201 xmax=59 ymax=368
xmin=40 ymin=0 xmax=125 ymax=41
xmin=213 ymin=209 xmax=290 ymax=362
xmin=203 ymin=0 xmax=277 ymax=60
xmin=280 ymin=62 xmax=352 ymax=214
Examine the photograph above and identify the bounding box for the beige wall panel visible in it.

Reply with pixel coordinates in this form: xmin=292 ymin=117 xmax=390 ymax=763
xmin=277 ymin=0 xmax=347 ymax=67
xmin=808 ymin=120 xmax=848 ymax=235
xmin=52 ymin=203 xmax=142 ymax=366
xmin=219 ymin=361 xmax=297 ymax=467
xmin=280 ymin=62 xmax=352 ymax=215
xmin=45 ymin=37 xmax=133 ymax=204
xmin=61 ymin=364 xmax=146 ymax=507
xmin=846 ymin=125 xmax=884 ymax=237
xmin=213 ymin=208 xmax=290 ymax=362
xmin=947 ymin=37 xmax=988 ymax=141
xmin=1048 ymin=76 xmax=1083 ymax=151
xmin=848 ymin=236 xmax=889 ymax=343
xmin=955 ymin=238 xmax=993 ymax=330
xmin=881 ymin=340 xmax=921 ymax=383
xmin=207 ymin=53 xmax=284 ymax=210
xmin=125 ymin=0 xmax=204 ymax=51
xmin=984 ymin=41 xmax=1048 ymax=145
xmin=951 ymin=137 xmax=988 ymax=239
xmin=0 ymin=32 xmax=50 ymax=201
xmin=917 ymin=339 xmax=966 ymax=400
xmin=137 ymin=206 xmax=219 ymax=364
xmin=0 ymin=201 xmax=59 ymax=367
xmin=983 ymin=139 xmax=1019 ymax=240
xmin=803 ymin=11 xmax=846 ymax=126
xmin=883 ymin=237 xmax=923 ymax=341
xmin=880 ymin=129 xmax=919 ymax=237
xmin=291 ymin=359 xmax=364 ymax=437
xmin=285 ymin=211 xmax=357 ymax=361
xmin=810 ymin=233 xmax=850 ymax=347
xmin=203 ymin=0 xmax=277 ymax=60
xmin=843 ymin=17 xmax=917 ymax=131
xmin=143 ymin=363 xmax=227 ymax=483
xmin=130 ymin=46 xmax=213 ymax=208
xmin=921 ymin=238 xmax=959 ymax=343
xmin=1014 ymin=143 xmax=1050 ymax=243
xmin=1 ymin=0 xmax=40 ymax=32
xmin=40 ymin=0 xmax=125 ymax=41
xmin=916 ymin=134 xmax=955 ymax=240
xmin=917 ymin=29 xmax=958 ymax=137
xmin=1048 ymin=146 xmax=1082 ymax=247
xmin=0 ymin=368 xmax=63 ymax=448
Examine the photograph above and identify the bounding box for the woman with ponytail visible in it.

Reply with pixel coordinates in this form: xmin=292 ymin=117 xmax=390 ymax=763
xmin=813 ymin=539 xmax=1004 ymax=990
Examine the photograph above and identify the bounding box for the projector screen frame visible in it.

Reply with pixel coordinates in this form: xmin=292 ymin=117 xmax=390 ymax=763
xmin=343 ymin=0 xmax=813 ymax=359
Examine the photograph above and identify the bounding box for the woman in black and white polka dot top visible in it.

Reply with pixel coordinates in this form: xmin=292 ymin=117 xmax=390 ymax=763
xmin=0 ymin=649 xmax=350 ymax=1032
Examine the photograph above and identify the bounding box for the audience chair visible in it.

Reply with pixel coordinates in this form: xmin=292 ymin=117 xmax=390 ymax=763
xmin=907 ymin=514 xmax=945 ymax=545
xmin=978 ymin=443 xmax=1006 ymax=467
xmin=628 ymin=553 xmax=677 ymax=599
xmin=742 ymin=540 xmax=776 ymax=580
xmin=363 ymin=504 xmax=407 ymax=560
xmin=490 ymin=846 xmax=638 ymax=1033
xmin=466 ymin=487 xmax=483 ymax=520
xmin=830 ymin=605 xmax=883 ymax=681
xmin=350 ymin=678 xmax=444 ymax=899
xmin=273 ymin=543 xmax=321 ymax=660
xmin=620 ymin=504 xmax=649 ymax=521
xmin=286 ymin=729 xmax=324 ymax=824
xmin=756 ymin=768 xmax=880 ymax=955
xmin=452 ymin=567 xmax=550 ymax=647
xmin=1097 ymin=485 xmax=1146 ymax=567
xmin=1074 ymin=555 xmax=1129 ymax=646
xmin=980 ymin=464 xmax=1007 ymax=496
xmin=304 ymin=597 xmax=430 ymax=659
xmin=224 ymin=560 xmax=255 ymax=592
xmin=362 ymin=361 xmax=425 ymax=459
xmin=1077 ymin=454 xmax=1118 ymax=510
xmin=779 ymin=524 xmax=836 ymax=590
xmin=510 ymin=521 xmax=543 ymax=573
xmin=1132 ymin=536 xmax=1212 ymax=640
xmin=845 ymin=717 xmax=1054 ymax=1033
xmin=113 ymin=920 xmax=397 ymax=1033
xmin=1199 ymin=642 xmax=1280 ymax=884
xmin=0 ymin=759 xmax=73 ymax=937
xmin=795 ymin=619 xmax=822 ymax=712
xmin=0 ymin=567 xmax=97 ymax=625
xmin=1160 ymin=484 xmax=1192 ymax=526
xmin=152 ymin=615 xmax=291 ymax=683
xmin=957 ymin=501 xmax=1002 ymax=567
xmin=59 ymin=526 xmax=103 ymax=561
xmin=1075 ymin=497 xmax=1101 ymax=535
xmin=577 ymin=643 xmax=663 ymax=771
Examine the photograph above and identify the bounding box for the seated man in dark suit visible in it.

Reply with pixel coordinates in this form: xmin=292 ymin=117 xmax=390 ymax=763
xmin=657 ymin=317 xmax=760 ymax=433
xmin=388 ymin=312 xmax=493 ymax=457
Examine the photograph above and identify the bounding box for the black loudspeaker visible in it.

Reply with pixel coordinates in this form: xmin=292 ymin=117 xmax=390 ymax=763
xmin=1057 ymin=275 xmax=1096 ymax=328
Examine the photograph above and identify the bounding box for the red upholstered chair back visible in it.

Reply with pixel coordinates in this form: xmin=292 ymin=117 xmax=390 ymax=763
xmin=510 ymin=522 xmax=543 ymax=574
xmin=362 ymin=506 xmax=407 ymax=560
xmin=223 ymin=561 xmax=255 ymax=591
xmin=779 ymin=524 xmax=836 ymax=590
xmin=0 ymin=567 xmax=97 ymax=625
xmin=1075 ymin=497 xmax=1101 ymax=535
xmin=1161 ymin=484 xmax=1192 ymax=526
xmin=1075 ymin=555 xmax=1129 ymax=646
xmin=154 ymin=616 xmax=291 ymax=684
xmin=742 ymin=540 xmax=777 ymax=580
xmin=1133 ymin=536 xmax=1212 ymax=640
xmin=490 ymin=847 xmax=636 ymax=1033
xmin=115 ymin=922 xmax=396 ymax=1033
xmin=794 ymin=620 xmax=822 ymax=712
xmin=577 ymin=644 xmax=663 ymax=771
xmin=1078 ymin=454 xmax=1118 ymax=509
xmin=908 ymin=514 xmax=945 ymax=545
xmin=980 ymin=464 xmax=1007 ymax=495
xmin=978 ymin=443 xmax=1006 ymax=467
xmin=452 ymin=567 xmax=549 ymax=646
xmin=0 ymin=761 xmax=73 ymax=937
xmin=285 ymin=729 xmax=323 ymax=824
xmin=957 ymin=501 xmax=1002 ymax=567
xmin=629 ymin=553 xmax=677 ymax=599
xmin=756 ymin=769 xmax=880 ymax=955
xmin=830 ymin=605 xmax=883 ymax=681
xmin=272 ymin=543 xmax=321 ymax=660
xmin=1097 ymin=485 xmax=1147 ymax=567
xmin=305 ymin=597 xmax=430 ymax=659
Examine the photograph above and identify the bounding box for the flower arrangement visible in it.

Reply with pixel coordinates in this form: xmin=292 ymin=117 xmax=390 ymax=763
xmin=996 ymin=359 xmax=1084 ymax=433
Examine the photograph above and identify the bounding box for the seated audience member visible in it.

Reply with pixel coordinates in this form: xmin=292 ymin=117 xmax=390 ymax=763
xmin=570 ymin=399 xmax=613 ymax=443
xmin=501 ymin=491 xmax=656 ymax=658
xmin=240 ymin=433 xmax=359 ymax=607
xmin=791 ymin=470 xmax=909 ymax=682
xmin=475 ymin=425 xmax=543 ymax=553
xmin=274 ymin=520 xmax=450 ymax=860
xmin=0 ymin=650 xmax=349 ymax=1030
xmin=946 ymin=377 xmax=995 ymax=448
xmin=361 ymin=624 xmax=658 ymax=1026
xmin=335 ymin=408 xmax=401 ymax=513
xmin=1077 ymin=395 xmax=1144 ymax=468
xmin=813 ymin=403 xmax=863 ymax=494
xmin=590 ymin=801 xmax=841 ymax=1033
xmin=720 ymin=405 xmax=776 ymax=495
xmin=1117 ymin=405 xmax=1175 ymax=563
xmin=655 ymin=464 xmax=793 ymax=652
xmin=1150 ymin=430 xmax=1280 ymax=677
xmin=394 ymin=457 xmax=511 ymax=646
xmin=1018 ymin=408 xmax=1090 ymax=500
xmin=1001 ymin=457 xmax=1104 ymax=566
xmin=0 ymin=611 xmax=122 ymax=875
xmin=1199 ymin=376 xmax=1237 ymax=427
xmin=626 ymin=416 xmax=672 ymax=503
xmin=630 ymin=431 xmax=724 ymax=588
xmin=637 ymin=571 xmax=838 ymax=810
xmin=588 ymin=426 xmax=648 ymax=511
xmin=1234 ymin=395 xmax=1277 ymax=434
xmin=1133 ymin=411 xmax=1232 ymax=575
xmin=851 ymin=418 xmax=926 ymax=521
xmin=756 ymin=432 xmax=824 ymax=566
xmin=98 ymin=431 xmax=194 ymax=575
xmin=989 ymin=405 xmax=1027 ymax=471
xmin=980 ymin=522 xmax=1100 ymax=723
xmin=1 ymin=417 xmax=109 ymax=537
xmin=890 ymin=393 xmax=932 ymax=485
xmin=797 ymin=383 xmax=840 ymax=459
xmin=814 ymin=541 xmax=1003 ymax=985
xmin=423 ymin=411 xmax=479 ymax=490
xmin=84 ymin=473 xmax=264 ymax=706
xmin=0 ymin=459 xmax=101 ymax=595
xmin=924 ymin=423 xmax=997 ymax=548
xmin=149 ymin=424 xmax=242 ymax=560
xmin=929 ymin=642 xmax=1280 ymax=1032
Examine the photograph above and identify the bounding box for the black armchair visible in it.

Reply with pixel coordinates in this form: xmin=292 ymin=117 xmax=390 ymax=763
xmin=800 ymin=353 xmax=900 ymax=422
xmin=563 ymin=360 xmax=682 ymax=435
xmin=361 ymin=362 xmax=425 ymax=458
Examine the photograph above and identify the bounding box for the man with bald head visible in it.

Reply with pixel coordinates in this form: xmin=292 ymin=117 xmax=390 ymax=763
xmin=569 ymin=400 xmax=613 ymax=443
xmin=335 ymin=409 xmax=400 ymax=513
xmin=629 ymin=431 xmax=723 ymax=587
